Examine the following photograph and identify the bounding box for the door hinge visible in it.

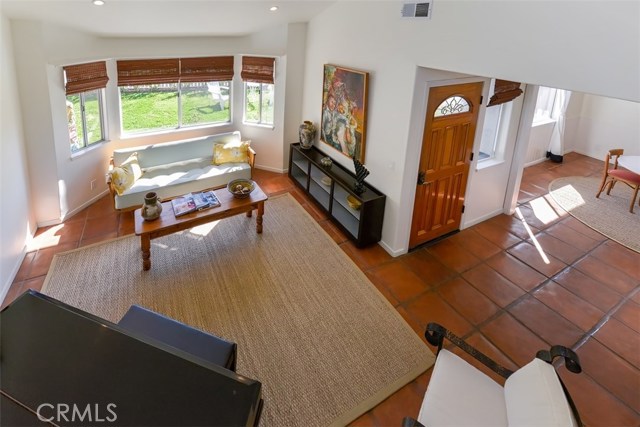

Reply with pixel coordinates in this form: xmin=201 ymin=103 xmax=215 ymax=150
xmin=470 ymin=152 xmax=474 ymax=162
xmin=461 ymin=205 xmax=465 ymax=213
xmin=479 ymin=95 xmax=483 ymax=105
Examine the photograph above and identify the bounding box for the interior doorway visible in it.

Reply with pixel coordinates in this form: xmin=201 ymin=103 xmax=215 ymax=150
xmin=409 ymin=82 xmax=484 ymax=248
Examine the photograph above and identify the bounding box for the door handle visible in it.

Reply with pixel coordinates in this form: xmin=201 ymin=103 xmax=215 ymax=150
xmin=417 ymin=171 xmax=426 ymax=185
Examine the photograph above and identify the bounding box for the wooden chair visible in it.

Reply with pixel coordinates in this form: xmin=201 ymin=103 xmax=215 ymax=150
xmin=596 ymin=148 xmax=640 ymax=213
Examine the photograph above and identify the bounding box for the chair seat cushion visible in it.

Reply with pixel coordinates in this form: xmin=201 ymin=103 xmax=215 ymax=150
xmin=418 ymin=349 xmax=508 ymax=426
xmin=504 ymin=358 xmax=578 ymax=427
xmin=609 ymin=169 xmax=640 ymax=184
xmin=118 ymin=305 xmax=237 ymax=371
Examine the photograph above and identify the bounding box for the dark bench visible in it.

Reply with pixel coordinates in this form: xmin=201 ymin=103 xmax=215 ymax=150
xmin=118 ymin=305 xmax=237 ymax=371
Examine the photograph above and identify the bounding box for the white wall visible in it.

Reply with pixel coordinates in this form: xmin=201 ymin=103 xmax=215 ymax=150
xmin=573 ymin=95 xmax=640 ymax=158
xmin=0 ymin=16 xmax=36 ymax=300
xmin=302 ymin=0 xmax=639 ymax=254
xmin=10 ymin=20 xmax=303 ymax=224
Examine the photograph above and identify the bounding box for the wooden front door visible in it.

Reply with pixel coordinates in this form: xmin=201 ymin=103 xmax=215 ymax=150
xmin=409 ymin=82 xmax=483 ymax=248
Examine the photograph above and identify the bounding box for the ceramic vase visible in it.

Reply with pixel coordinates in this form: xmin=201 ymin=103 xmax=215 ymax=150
xmin=141 ymin=191 xmax=162 ymax=221
xmin=299 ymin=121 xmax=316 ymax=149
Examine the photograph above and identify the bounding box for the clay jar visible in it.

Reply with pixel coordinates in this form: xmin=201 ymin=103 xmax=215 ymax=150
xmin=141 ymin=192 xmax=162 ymax=221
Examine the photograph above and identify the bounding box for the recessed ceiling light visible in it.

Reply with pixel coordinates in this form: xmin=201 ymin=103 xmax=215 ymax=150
xmin=269 ymin=6 xmax=279 ymax=12
xmin=93 ymin=0 xmax=105 ymax=5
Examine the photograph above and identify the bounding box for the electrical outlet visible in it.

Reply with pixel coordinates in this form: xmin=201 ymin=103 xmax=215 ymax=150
xmin=90 ymin=179 xmax=97 ymax=190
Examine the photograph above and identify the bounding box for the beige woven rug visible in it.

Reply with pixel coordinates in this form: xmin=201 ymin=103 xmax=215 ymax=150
xmin=549 ymin=176 xmax=640 ymax=253
xmin=42 ymin=193 xmax=434 ymax=426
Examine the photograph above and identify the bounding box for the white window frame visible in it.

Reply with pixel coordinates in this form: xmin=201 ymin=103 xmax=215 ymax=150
xmin=68 ymin=89 xmax=107 ymax=155
xmin=243 ymin=82 xmax=274 ymax=127
xmin=119 ymin=81 xmax=232 ymax=135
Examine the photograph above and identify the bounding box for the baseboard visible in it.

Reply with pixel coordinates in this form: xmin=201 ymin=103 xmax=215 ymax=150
xmin=462 ymin=208 xmax=504 ymax=228
xmin=0 ymin=246 xmax=28 ymax=305
xmin=524 ymin=157 xmax=548 ymax=168
xmin=255 ymin=164 xmax=286 ymax=174
xmin=378 ymin=240 xmax=407 ymax=257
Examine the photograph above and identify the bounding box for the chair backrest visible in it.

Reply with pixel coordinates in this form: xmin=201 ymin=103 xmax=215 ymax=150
xmin=504 ymin=358 xmax=579 ymax=427
xmin=605 ymin=148 xmax=624 ymax=172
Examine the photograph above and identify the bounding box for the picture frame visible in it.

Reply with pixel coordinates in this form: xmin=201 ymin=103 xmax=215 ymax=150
xmin=320 ymin=64 xmax=368 ymax=163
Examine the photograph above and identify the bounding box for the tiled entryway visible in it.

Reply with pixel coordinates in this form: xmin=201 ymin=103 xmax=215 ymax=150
xmin=4 ymin=153 xmax=639 ymax=426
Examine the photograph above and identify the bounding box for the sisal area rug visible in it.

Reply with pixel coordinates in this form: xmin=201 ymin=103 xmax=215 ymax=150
xmin=42 ymin=193 xmax=434 ymax=426
xmin=549 ymin=176 xmax=640 ymax=253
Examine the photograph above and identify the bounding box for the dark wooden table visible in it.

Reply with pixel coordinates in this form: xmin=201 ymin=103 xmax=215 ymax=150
xmin=134 ymin=184 xmax=267 ymax=271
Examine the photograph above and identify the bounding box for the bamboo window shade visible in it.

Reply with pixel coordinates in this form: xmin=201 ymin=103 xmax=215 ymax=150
xmin=63 ymin=61 xmax=109 ymax=95
xmin=180 ymin=56 xmax=234 ymax=82
xmin=241 ymin=56 xmax=275 ymax=84
xmin=487 ymin=79 xmax=523 ymax=106
xmin=117 ymin=59 xmax=180 ymax=86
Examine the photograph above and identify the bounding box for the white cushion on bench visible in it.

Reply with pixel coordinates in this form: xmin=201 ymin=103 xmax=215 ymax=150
xmin=505 ymin=358 xmax=578 ymax=427
xmin=417 ymin=350 xmax=578 ymax=427
xmin=418 ymin=349 xmax=508 ymax=426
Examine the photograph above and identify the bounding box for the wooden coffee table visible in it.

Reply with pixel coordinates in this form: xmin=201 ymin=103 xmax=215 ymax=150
xmin=134 ymin=184 xmax=267 ymax=271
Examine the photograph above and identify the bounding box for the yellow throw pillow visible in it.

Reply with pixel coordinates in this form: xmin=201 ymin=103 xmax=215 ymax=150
xmin=213 ymin=140 xmax=251 ymax=165
xmin=109 ymin=152 xmax=142 ymax=196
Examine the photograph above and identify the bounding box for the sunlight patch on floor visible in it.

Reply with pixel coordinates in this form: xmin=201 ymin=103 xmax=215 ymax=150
xmin=550 ymin=184 xmax=585 ymax=211
xmin=515 ymin=207 xmax=550 ymax=265
xmin=190 ymin=221 xmax=219 ymax=237
xmin=528 ymin=196 xmax=560 ymax=225
xmin=27 ymin=224 xmax=62 ymax=251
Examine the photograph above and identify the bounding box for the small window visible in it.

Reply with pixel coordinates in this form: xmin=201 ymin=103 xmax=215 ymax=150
xmin=478 ymin=104 xmax=503 ymax=161
xmin=241 ymin=56 xmax=275 ymax=126
xmin=63 ymin=61 xmax=109 ymax=154
xmin=434 ymin=96 xmax=470 ymax=117
xmin=244 ymin=82 xmax=274 ymax=125
xmin=67 ymin=90 xmax=106 ymax=153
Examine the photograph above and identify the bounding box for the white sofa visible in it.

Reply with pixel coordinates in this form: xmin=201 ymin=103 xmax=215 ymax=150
xmin=107 ymin=131 xmax=255 ymax=210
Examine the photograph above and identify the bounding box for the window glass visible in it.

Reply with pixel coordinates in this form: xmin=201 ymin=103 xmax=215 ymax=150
xmin=244 ymin=82 xmax=274 ymax=125
xmin=533 ymin=86 xmax=558 ymax=123
xmin=120 ymin=84 xmax=178 ymax=133
xmin=120 ymin=81 xmax=231 ymax=134
xmin=434 ymin=96 xmax=470 ymax=117
xmin=181 ymin=81 xmax=230 ymax=126
xmin=66 ymin=89 xmax=105 ymax=154
xmin=478 ymin=104 xmax=503 ymax=161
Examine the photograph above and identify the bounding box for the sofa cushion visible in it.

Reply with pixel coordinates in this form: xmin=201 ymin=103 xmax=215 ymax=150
xmin=113 ymin=131 xmax=241 ymax=169
xmin=114 ymin=162 xmax=251 ymax=210
xmin=109 ymin=152 xmax=142 ymax=196
xmin=504 ymin=358 xmax=578 ymax=427
xmin=213 ymin=140 xmax=251 ymax=165
xmin=418 ymin=349 xmax=508 ymax=426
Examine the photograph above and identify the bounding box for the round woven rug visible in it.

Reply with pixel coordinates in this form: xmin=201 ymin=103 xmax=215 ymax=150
xmin=548 ymin=176 xmax=640 ymax=253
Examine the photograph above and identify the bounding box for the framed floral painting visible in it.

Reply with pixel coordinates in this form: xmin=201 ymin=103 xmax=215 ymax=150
xmin=320 ymin=64 xmax=368 ymax=163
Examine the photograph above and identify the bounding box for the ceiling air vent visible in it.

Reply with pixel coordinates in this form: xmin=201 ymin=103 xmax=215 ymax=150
xmin=401 ymin=2 xmax=432 ymax=19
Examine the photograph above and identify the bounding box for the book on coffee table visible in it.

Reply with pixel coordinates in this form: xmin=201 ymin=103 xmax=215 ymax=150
xmin=199 ymin=191 xmax=221 ymax=209
xmin=171 ymin=195 xmax=197 ymax=217
xmin=172 ymin=191 xmax=221 ymax=217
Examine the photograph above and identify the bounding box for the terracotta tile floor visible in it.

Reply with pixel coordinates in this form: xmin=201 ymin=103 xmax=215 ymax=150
xmin=3 ymin=153 xmax=640 ymax=426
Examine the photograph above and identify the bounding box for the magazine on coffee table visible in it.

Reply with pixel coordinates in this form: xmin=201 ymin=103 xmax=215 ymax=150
xmin=172 ymin=191 xmax=221 ymax=217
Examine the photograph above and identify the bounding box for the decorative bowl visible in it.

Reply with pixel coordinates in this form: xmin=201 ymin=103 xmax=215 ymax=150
xmin=346 ymin=195 xmax=362 ymax=210
xmin=320 ymin=156 xmax=333 ymax=168
xmin=227 ymin=179 xmax=256 ymax=199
